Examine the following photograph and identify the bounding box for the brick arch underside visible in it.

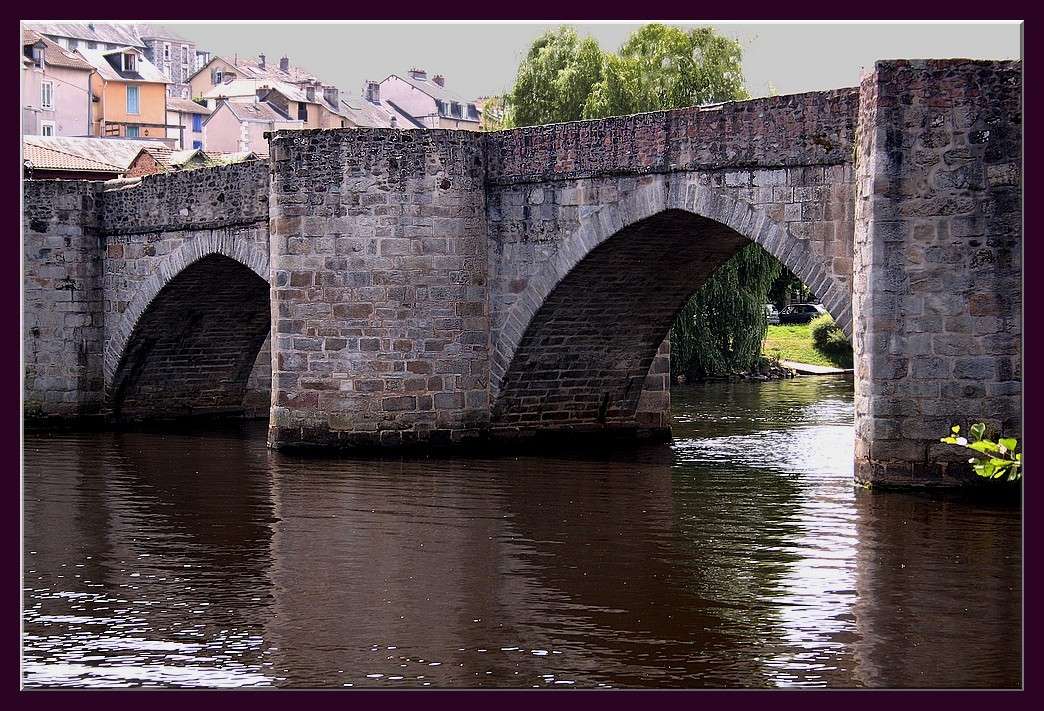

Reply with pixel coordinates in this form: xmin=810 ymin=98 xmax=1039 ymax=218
xmin=108 ymin=254 xmax=271 ymax=419
xmin=490 ymin=207 xmax=845 ymax=434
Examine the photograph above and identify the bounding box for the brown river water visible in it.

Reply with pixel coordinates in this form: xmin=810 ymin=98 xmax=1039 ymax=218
xmin=23 ymin=376 xmax=1021 ymax=688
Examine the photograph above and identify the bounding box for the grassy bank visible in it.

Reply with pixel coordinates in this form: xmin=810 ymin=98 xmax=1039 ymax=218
xmin=763 ymin=323 xmax=851 ymax=368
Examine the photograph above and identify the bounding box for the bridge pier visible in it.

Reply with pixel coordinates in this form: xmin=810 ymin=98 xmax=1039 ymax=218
xmin=852 ymin=60 xmax=1022 ymax=487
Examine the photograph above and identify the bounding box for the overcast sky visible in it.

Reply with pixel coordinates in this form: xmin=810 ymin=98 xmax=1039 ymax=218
xmin=167 ymin=22 xmax=1022 ymax=101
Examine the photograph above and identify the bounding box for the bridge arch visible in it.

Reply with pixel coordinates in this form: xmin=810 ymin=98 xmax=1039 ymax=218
xmin=490 ymin=178 xmax=852 ymax=434
xmin=104 ymin=233 xmax=271 ymax=418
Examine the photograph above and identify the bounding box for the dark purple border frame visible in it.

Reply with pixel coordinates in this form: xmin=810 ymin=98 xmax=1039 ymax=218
xmin=6 ymin=4 xmax=1033 ymax=708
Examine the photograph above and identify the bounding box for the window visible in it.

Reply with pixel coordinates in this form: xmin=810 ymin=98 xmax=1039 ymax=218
xmin=297 ymin=103 xmax=308 ymax=121
xmin=126 ymin=85 xmax=140 ymax=114
xmin=163 ymin=43 xmax=170 ymax=61
xmin=192 ymin=139 xmax=203 ymax=150
xmin=87 ymin=41 xmax=96 ymax=49
xmin=468 ymin=104 xmax=479 ymax=120
xmin=192 ymin=114 xmax=203 ymax=132
xmin=41 ymin=82 xmax=53 ymax=110
xmin=125 ymin=125 xmax=139 ymax=138
xmin=123 ymin=53 xmax=136 ymax=72
xmin=450 ymin=102 xmax=461 ymax=118
xmin=435 ymin=100 xmax=445 ymax=115
xmin=40 ymin=121 xmax=55 ymax=137
xmin=212 ymin=70 xmax=222 ymax=85
xmin=67 ymin=38 xmax=78 ymax=50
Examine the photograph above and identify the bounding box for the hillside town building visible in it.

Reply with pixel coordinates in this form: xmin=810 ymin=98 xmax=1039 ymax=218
xmin=379 ymin=69 xmax=482 ymax=130
xmin=21 ymin=29 xmax=94 ymax=137
xmin=23 ymin=22 xmax=203 ymax=99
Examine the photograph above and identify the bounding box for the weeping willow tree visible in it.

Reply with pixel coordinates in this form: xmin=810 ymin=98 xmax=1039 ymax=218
xmin=672 ymin=246 xmax=781 ymax=377
xmin=506 ymin=24 xmax=784 ymax=378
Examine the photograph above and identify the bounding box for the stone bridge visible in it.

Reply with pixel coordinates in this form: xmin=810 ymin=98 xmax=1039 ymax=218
xmin=23 ymin=60 xmax=1022 ymax=487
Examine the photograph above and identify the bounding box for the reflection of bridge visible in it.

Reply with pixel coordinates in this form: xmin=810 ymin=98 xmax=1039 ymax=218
xmin=24 ymin=60 xmax=1021 ymax=487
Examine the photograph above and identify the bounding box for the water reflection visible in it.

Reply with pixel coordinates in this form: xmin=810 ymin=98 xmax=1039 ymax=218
xmin=23 ymin=377 xmax=1021 ymax=688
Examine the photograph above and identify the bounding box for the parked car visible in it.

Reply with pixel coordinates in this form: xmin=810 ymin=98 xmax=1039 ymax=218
xmin=765 ymin=304 xmax=780 ymax=325
xmin=778 ymin=303 xmax=828 ymax=325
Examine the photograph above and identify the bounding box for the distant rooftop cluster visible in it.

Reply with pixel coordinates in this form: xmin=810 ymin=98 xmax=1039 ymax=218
xmin=23 ymin=22 xmax=493 ymax=178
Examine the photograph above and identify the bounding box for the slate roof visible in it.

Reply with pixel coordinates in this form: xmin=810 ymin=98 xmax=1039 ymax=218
xmin=339 ymin=95 xmax=404 ymax=128
xmin=23 ymin=142 xmax=121 ymax=173
xmin=259 ymin=84 xmax=348 ymax=119
xmin=22 ymin=29 xmax=93 ymax=71
xmin=76 ymin=46 xmax=168 ymax=83
xmin=23 ymin=136 xmax=165 ymax=170
xmin=237 ymin=56 xmax=322 ymax=86
xmin=167 ymin=96 xmax=212 ymax=115
xmin=22 ymin=22 xmax=188 ymax=47
xmin=389 ymin=73 xmax=477 ymax=106
xmin=190 ymin=55 xmax=322 ymax=88
xmin=217 ymin=100 xmax=297 ymax=124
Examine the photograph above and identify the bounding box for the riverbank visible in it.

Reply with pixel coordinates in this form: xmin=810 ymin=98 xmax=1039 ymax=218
xmin=763 ymin=323 xmax=853 ymax=369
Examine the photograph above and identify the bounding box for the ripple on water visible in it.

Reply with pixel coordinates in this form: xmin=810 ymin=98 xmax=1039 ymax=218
xmin=22 ymin=377 xmax=1020 ymax=688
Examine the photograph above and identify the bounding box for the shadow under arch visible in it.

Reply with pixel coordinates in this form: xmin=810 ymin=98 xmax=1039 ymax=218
xmin=106 ymin=237 xmax=271 ymax=419
xmin=490 ymin=181 xmax=851 ymax=434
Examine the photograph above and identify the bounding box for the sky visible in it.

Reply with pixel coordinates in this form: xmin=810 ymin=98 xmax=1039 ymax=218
xmin=167 ymin=22 xmax=1022 ymax=101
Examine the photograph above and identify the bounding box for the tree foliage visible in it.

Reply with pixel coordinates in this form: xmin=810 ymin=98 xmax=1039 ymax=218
xmin=507 ymin=24 xmax=783 ymax=378
xmin=507 ymin=27 xmax=605 ymax=127
xmin=809 ymin=314 xmax=853 ymax=368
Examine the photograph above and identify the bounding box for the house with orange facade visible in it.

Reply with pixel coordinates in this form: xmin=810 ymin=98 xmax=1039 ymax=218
xmin=77 ymin=45 xmax=172 ymax=141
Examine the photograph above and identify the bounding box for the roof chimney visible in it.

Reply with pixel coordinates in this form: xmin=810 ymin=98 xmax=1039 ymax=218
xmin=408 ymin=68 xmax=427 ymax=81
xmin=258 ymin=53 xmax=265 ymax=70
xmin=364 ymin=80 xmax=380 ymax=104
xmin=279 ymin=55 xmax=289 ymax=72
xmin=323 ymin=85 xmax=339 ymax=107
xmin=433 ymin=74 xmax=445 ymax=87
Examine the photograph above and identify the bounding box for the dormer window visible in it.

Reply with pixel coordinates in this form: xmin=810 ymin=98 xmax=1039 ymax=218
xmin=123 ymin=52 xmax=136 ymax=72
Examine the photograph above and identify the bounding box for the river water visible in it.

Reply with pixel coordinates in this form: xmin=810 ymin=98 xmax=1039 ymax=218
xmin=23 ymin=376 xmax=1021 ymax=688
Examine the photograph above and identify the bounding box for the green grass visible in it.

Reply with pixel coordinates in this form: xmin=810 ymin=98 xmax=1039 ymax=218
xmin=763 ymin=323 xmax=851 ymax=368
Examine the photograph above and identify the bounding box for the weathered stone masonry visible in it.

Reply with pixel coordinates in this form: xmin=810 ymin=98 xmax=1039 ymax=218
xmin=853 ymin=60 xmax=1022 ymax=487
xmin=23 ymin=59 xmax=1021 ymax=488
xmin=24 ymin=181 xmax=104 ymax=417
xmin=482 ymin=89 xmax=859 ymax=439
xmin=268 ymin=130 xmax=491 ymax=448
xmin=24 ymin=162 xmax=273 ymax=420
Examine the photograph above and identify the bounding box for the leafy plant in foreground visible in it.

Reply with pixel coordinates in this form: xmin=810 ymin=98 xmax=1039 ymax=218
xmin=940 ymin=424 xmax=1022 ymax=482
